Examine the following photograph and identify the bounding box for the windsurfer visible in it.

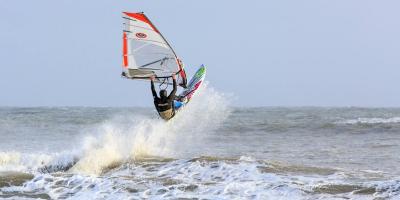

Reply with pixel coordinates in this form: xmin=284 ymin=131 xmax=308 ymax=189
xmin=150 ymin=74 xmax=177 ymax=120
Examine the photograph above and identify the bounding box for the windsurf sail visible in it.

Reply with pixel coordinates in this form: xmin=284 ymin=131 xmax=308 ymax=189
xmin=121 ymin=12 xmax=187 ymax=88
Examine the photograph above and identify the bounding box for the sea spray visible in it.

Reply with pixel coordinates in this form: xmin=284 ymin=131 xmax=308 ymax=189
xmin=70 ymin=84 xmax=232 ymax=175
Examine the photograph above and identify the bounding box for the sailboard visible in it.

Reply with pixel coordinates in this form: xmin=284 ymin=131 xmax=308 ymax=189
xmin=121 ymin=12 xmax=187 ymax=88
xmin=175 ymin=65 xmax=206 ymax=110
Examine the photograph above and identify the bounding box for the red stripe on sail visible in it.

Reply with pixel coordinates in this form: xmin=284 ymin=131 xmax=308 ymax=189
xmin=123 ymin=12 xmax=160 ymax=33
xmin=179 ymin=69 xmax=187 ymax=87
xmin=123 ymin=32 xmax=128 ymax=67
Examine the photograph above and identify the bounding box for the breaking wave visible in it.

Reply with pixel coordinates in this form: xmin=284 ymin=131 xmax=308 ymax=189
xmin=338 ymin=117 xmax=400 ymax=125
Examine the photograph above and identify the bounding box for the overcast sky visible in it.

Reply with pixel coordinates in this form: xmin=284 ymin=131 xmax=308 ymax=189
xmin=1 ymin=0 xmax=399 ymax=107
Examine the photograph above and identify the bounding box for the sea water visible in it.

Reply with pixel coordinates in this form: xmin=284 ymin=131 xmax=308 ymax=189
xmin=1 ymin=86 xmax=400 ymax=199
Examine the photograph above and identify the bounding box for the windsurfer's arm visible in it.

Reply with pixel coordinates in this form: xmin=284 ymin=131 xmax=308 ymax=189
xmin=150 ymin=76 xmax=157 ymax=99
xmin=169 ymin=74 xmax=177 ymax=100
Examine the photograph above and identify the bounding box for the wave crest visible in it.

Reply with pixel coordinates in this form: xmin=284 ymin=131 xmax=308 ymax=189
xmin=338 ymin=117 xmax=400 ymax=125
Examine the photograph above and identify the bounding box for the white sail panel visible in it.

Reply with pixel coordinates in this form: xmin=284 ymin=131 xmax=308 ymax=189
xmin=122 ymin=12 xmax=186 ymax=86
xmin=124 ymin=18 xmax=169 ymax=50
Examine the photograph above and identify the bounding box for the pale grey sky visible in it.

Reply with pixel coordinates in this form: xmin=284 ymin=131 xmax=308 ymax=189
xmin=1 ymin=0 xmax=399 ymax=107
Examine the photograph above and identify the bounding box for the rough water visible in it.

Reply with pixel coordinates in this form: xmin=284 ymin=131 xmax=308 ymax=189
xmin=1 ymin=88 xmax=400 ymax=199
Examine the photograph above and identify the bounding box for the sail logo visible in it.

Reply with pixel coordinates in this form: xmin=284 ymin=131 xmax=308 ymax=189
xmin=136 ymin=33 xmax=147 ymax=38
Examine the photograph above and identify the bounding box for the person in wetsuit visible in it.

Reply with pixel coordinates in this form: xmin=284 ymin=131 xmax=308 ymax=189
xmin=150 ymin=74 xmax=177 ymax=120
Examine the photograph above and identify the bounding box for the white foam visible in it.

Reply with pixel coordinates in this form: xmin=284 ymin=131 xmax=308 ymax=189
xmin=372 ymin=179 xmax=400 ymax=199
xmin=7 ymin=156 xmax=396 ymax=199
xmin=339 ymin=117 xmax=400 ymax=125
xmin=3 ymin=155 xmax=400 ymax=199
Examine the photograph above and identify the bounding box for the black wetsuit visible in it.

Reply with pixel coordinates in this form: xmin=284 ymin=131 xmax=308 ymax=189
xmin=151 ymin=78 xmax=177 ymax=120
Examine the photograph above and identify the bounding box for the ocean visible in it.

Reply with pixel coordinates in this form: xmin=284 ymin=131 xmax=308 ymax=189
xmin=1 ymin=88 xmax=400 ymax=199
